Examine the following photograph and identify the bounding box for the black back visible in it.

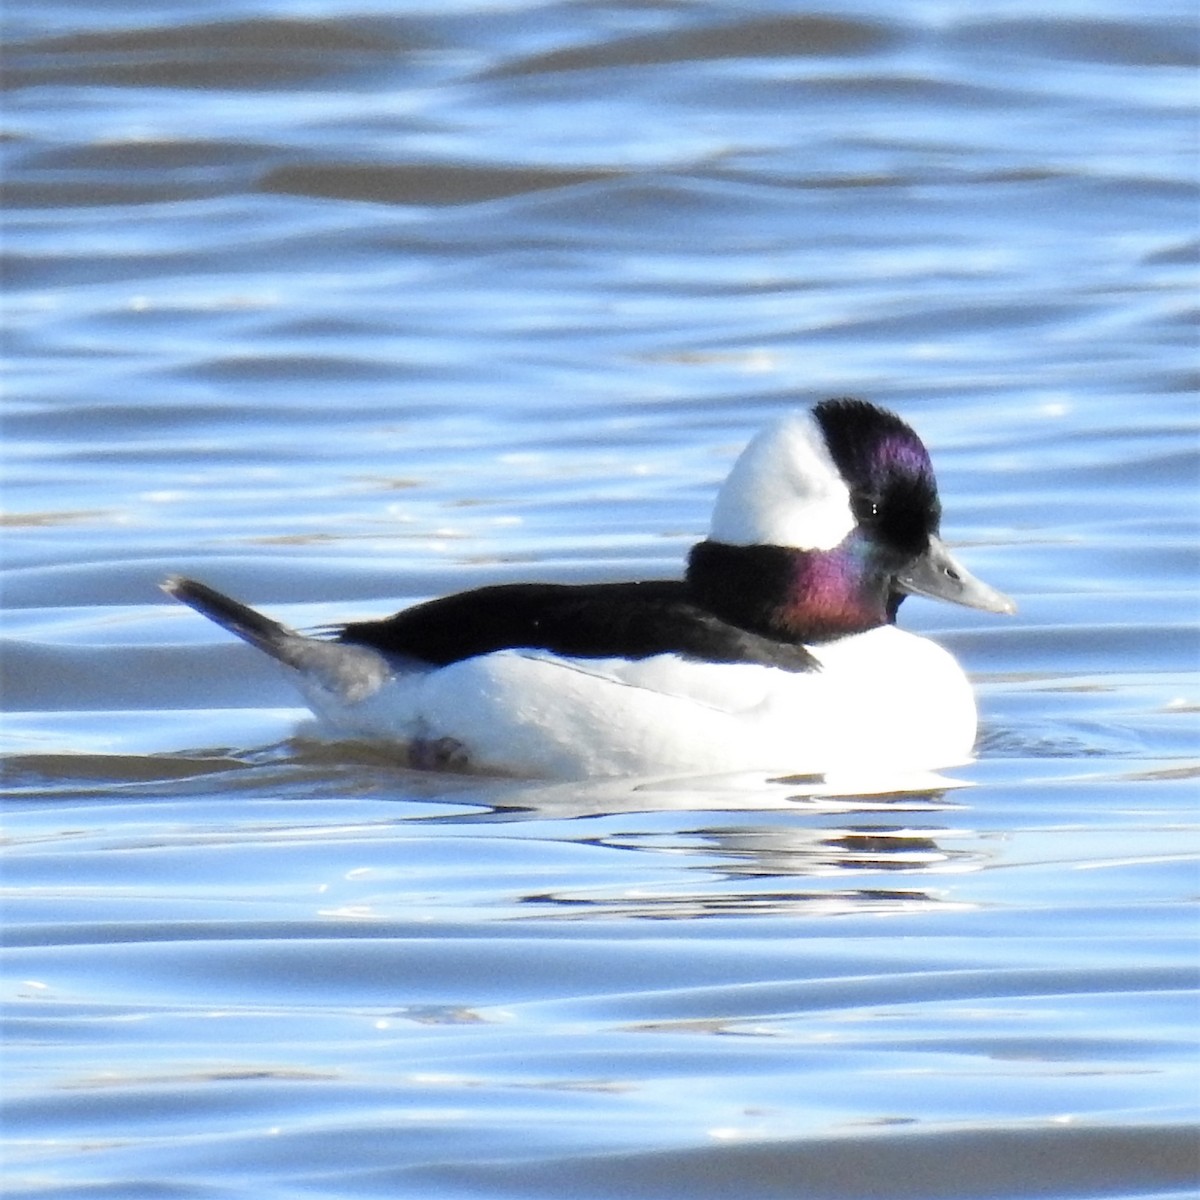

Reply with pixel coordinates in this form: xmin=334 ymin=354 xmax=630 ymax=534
xmin=338 ymin=579 xmax=818 ymax=672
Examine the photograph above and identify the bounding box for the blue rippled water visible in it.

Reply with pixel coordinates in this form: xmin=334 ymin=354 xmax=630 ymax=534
xmin=3 ymin=1 xmax=1198 ymax=1197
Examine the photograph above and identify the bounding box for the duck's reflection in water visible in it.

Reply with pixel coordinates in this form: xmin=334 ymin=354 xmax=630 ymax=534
xmin=491 ymin=768 xmax=988 ymax=920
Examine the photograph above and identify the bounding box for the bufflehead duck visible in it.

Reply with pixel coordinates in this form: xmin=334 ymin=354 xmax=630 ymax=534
xmin=164 ymin=399 xmax=1013 ymax=779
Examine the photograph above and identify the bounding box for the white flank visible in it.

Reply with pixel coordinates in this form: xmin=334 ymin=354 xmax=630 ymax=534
xmin=297 ymin=627 xmax=977 ymax=781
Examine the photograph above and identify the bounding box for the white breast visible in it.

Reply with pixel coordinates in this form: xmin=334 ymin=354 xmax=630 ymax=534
xmin=301 ymin=626 xmax=977 ymax=781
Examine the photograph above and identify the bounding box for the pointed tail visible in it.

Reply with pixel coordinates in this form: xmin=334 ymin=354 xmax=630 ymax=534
xmin=161 ymin=575 xmax=304 ymax=665
xmin=161 ymin=576 xmax=391 ymax=703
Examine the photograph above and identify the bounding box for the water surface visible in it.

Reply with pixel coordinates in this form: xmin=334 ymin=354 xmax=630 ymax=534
xmin=3 ymin=1 xmax=1198 ymax=1197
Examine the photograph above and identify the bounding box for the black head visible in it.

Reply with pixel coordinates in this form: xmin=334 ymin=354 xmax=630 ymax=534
xmin=812 ymin=398 xmax=941 ymax=561
xmin=688 ymin=400 xmax=1013 ymax=644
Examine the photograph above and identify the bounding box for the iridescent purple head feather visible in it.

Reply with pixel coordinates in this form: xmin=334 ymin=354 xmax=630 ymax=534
xmin=813 ymin=398 xmax=940 ymax=558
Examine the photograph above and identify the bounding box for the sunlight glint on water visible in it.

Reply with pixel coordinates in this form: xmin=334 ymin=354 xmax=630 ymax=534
xmin=3 ymin=2 xmax=1198 ymax=1197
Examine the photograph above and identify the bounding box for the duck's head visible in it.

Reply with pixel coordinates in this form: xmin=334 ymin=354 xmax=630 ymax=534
xmin=688 ymin=399 xmax=1014 ymax=643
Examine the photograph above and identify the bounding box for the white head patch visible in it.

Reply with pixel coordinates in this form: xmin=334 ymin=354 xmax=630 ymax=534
xmin=708 ymin=411 xmax=855 ymax=551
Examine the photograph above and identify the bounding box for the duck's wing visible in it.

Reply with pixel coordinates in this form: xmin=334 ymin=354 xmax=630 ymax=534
xmin=339 ymin=580 xmax=818 ymax=672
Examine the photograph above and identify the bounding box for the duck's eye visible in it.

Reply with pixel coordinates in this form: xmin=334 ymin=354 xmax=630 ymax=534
xmin=852 ymin=495 xmax=880 ymax=522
